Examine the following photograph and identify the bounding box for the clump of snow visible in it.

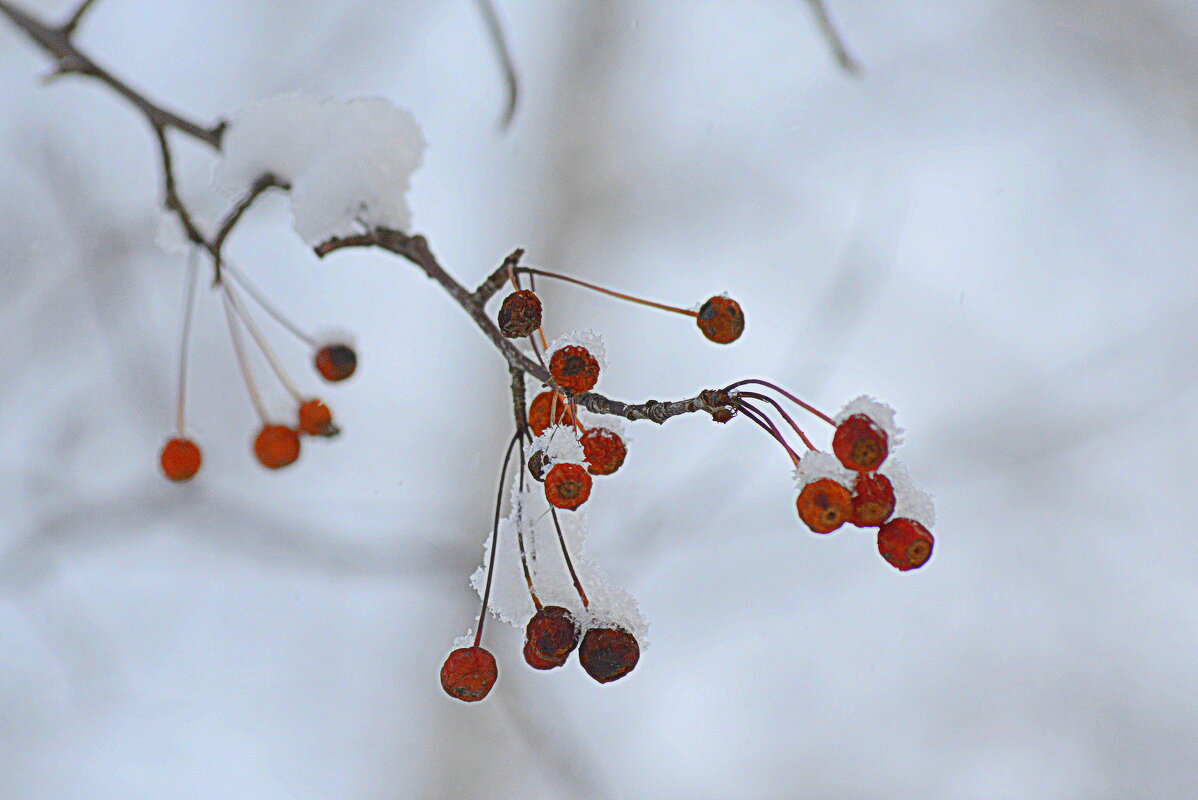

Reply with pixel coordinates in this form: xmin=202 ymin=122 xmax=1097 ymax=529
xmin=452 ymin=630 xmax=475 ymax=649
xmin=881 ymin=460 xmax=937 ymax=528
xmin=214 ymin=93 xmax=425 ymax=246
xmin=546 ymin=329 xmax=607 ymax=370
xmin=834 ymin=395 xmax=904 ymax=448
xmin=793 ymin=450 xmax=856 ymax=489
xmin=524 ymin=426 xmax=585 ymax=467
xmin=574 ymin=409 xmax=629 ymax=442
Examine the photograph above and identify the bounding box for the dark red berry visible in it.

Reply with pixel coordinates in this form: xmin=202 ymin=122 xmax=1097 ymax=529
xmin=254 ymin=424 xmax=301 ymax=469
xmin=544 ymin=463 xmax=592 ymax=510
xmin=528 ymin=391 xmax=574 ymax=436
xmin=832 ymin=414 xmax=888 ymax=473
xmin=527 ymin=449 xmax=550 ymax=482
xmin=440 ymin=646 xmax=498 ymax=702
xmin=877 ymin=518 xmax=934 ymax=571
xmin=796 ymin=478 xmax=853 ymax=534
xmin=696 ymin=296 xmax=744 ymax=344
xmin=549 ymin=345 xmax=600 ymax=395
xmin=497 ymin=290 xmax=543 ymax=338
xmin=314 ymin=343 xmax=357 ymax=383
xmin=297 ymin=399 xmax=335 ymax=436
xmin=580 ymin=427 xmax=627 ymax=476
xmin=851 ymin=472 xmax=896 ymax=528
xmin=579 ymin=627 xmax=640 ymax=684
xmin=160 ymin=437 xmax=202 ymax=482
xmin=523 ymin=606 xmax=580 ymax=670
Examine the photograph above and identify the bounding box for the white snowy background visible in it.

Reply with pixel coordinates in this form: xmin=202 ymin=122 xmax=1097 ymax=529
xmin=1 ymin=1 xmax=1196 ymax=798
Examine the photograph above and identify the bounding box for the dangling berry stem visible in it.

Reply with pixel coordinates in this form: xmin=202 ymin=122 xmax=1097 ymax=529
xmin=223 ymin=263 xmax=318 ymax=347
xmin=476 ymin=431 xmax=522 ymax=647
xmin=549 ymin=506 xmax=589 ymax=608
xmin=223 ymin=282 xmax=305 ymax=404
xmin=222 ymin=288 xmax=269 ymax=423
xmin=737 ymin=391 xmax=818 ymax=451
xmin=514 ymin=431 xmax=542 ymax=611
xmin=724 ymin=378 xmax=836 ymax=426
xmin=174 ymin=246 xmax=201 ymax=436
xmin=516 ymin=266 xmax=697 ymax=318
xmin=738 ymin=400 xmax=801 ymax=468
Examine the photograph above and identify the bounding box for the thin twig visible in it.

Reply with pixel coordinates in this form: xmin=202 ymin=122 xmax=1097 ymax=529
xmin=803 ymin=0 xmax=860 ymax=75
xmin=473 ymin=0 xmax=519 ymax=130
xmin=739 ymin=400 xmax=801 ymax=467
xmin=738 ymin=390 xmax=818 ymax=451
xmin=60 ymin=0 xmax=100 ymax=35
xmin=476 ymin=431 xmax=522 ymax=646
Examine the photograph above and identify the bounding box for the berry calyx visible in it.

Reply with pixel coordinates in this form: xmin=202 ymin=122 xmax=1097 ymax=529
xmin=832 ymin=414 xmax=888 ymax=473
xmin=440 ymin=646 xmax=498 ymax=702
xmin=580 ymin=427 xmax=627 ymax=476
xmin=851 ymin=472 xmax=896 ymax=528
xmin=254 ymin=424 xmax=301 ymax=469
xmin=579 ymin=627 xmax=640 ymax=684
xmin=527 ymin=449 xmax=550 ymax=482
xmin=160 ymin=437 xmax=202 ymax=482
xmin=527 ymin=391 xmax=574 ymax=436
xmin=877 ymin=518 xmax=934 ymax=571
xmin=796 ymin=478 xmax=853 ymax=534
xmin=297 ymin=399 xmax=335 ymax=436
xmin=549 ymin=345 xmax=600 ymax=395
xmin=497 ymin=290 xmax=543 ymax=338
xmin=696 ymin=296 xmax=744 ymax=344
xmin=522 ymin=606 xmax=580 ymax=670
xmin=314 ymin=343 xmax=357 ymax=383
xmin=544 ymin=463 xmax=593 ymax=510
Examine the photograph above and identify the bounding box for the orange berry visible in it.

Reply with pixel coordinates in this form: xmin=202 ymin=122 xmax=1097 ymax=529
xmin=497 ymin=290 xmax=542 ymax=338
xmin=579 ymin=627 xmax=640 ymax=684
xmin=832 ymin=414 xmax=888 ymax=472
xmin=523 ymin=606 xmax=580 ymax=670
xmin=254 ymin=424 xmax=301 ymax=469
xmin=160 ymin=437 xmax=202 ymax=482
xmin=549 ymin=345 xmax=600 ymax=395
xmin=527 ymin=391 xmax=574 ymax=436
xmin=851 ymin=472 xmax=896 ymax=528
xmin=696 ymin=296 xmax=744 ymax=344
xmin=796 ymin=478 xmax=853 ymax=534
xmin=297 ymin=399 xmax=335 ymax=436
xmin=544 ymin=463 xmax=592 ymax=510
xmin=440 ymin=646 xmax=498 ymax=702
xmin=580 ymin=427 xmax=627 ymax=476
xmin=877 ymin=518 xmax=934 ymax=571
xmin=314 ymin=343 xmax=357 ymax=382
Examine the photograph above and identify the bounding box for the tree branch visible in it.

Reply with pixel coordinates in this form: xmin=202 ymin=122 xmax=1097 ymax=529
xmin=61 ymin=0 xmax=100 ymax=35
xmin=474 ymin=0 xmax=519 ymax=130
xmin=804 ymin=0 xmax=860 ymax=74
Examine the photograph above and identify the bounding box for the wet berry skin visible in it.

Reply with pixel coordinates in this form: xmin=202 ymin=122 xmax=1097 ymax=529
xmin=440 ymin=646 xmax=498 ymax=702
xmin=579 ymin=627 xmax=640 ymax=683
xmin=497 ymin=290 xmax=543 ymax=338
xmin=523 ymin=606 xmax=580 ymax=670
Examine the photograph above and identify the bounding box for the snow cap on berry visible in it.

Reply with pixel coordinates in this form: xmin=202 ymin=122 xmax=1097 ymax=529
xmin=546 ymin=329 xmax=608 ymax=370
xmin=834 ymin=396 xmax=903 ymax=449
xmin=525 ymin=428 xmax=586 ymax=468
xmin=879 ymin=460 xmax=937 ymax=528
xmin=793 ymin=451 xmax=857 ymax=490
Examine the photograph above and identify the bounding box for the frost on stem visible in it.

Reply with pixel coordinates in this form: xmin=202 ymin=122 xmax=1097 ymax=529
xmin=215 ymin=93 xmax=426 ymax=246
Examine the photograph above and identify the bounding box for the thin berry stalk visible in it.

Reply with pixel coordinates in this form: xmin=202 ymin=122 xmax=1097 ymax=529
xmin=724 ymin=378 xmax=836 ymax=426
xmin=476 ymin=431 xmax=522 ymax=647
xmin=517 ymin=266 xmax=697 ymax=318
xmin=174 ymin=246 xmax=200 ymax=436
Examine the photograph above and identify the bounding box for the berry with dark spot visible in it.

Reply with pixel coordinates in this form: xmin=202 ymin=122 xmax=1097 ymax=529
xmin=160 ymin=437 xmax=202 ymax=482
xmin=696 ymin=296 xmax=744 ymax=344
xmin=440 ymin=646 xmax=498 ymax=702
xmin=579 ymin=627 xmax=640 ymax=684
xmin=832 ymin=414 xmax=888 ymax=473
xmin=523 ymin=606 xmax=580 ymax=670
xmin=549 ymin=345 xmax=600 ymax=395
xmin=851 ymin=472 xmax=896 ymax=528
xmin=314 ymin=343 xmax=357 ymax=383
xmin=877 ymin=518 xmax=934 ymax=571
xmin=796 ymin=478 xmax=853 ymax=534
xmin=497 ymin=290 xmax=543 ymax=338
xmin=544 ymin=463 xmax=592 ymax=510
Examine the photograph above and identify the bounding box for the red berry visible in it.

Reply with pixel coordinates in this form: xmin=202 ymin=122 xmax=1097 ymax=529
xmin=523 ymin=606 xmax=580 ymax=670
xmin=440 ymin=646 xmax=498 ymax=702
xmin=549 ymin=345 xmax=600 ymax=396
xmin=580 ymin=427 xmax=627 ymax=476
xmin=160 ymin=437 xmax=202 ymax=482
xmin=877 ymin=518 xmax=934 ymax=571
xmin=544 ymin=463 xmax=592 ymax=510
xmin=832 ymin=414 xmax=888 ymax=473
xmin=795 ymin=478 xmax=853 ymax=534
xmin=314 ymin=343 xmax=357 ymax=382
xmin=297 ymin=399 xmax=335 ymax=436
xmin=497 ymin=290 xmax=542 ymax=338
xmin=851 ymin=472 xmax=896 ymax=528
xmin=254 ymin=424 xmax=301 ymax=469
xmin=696 ymin=296 xmax=744 ymax=344
xmin=579 ymin=627 xmax=640 ymax=684
xmin=527 ymin=391 xmax=574 ymax=436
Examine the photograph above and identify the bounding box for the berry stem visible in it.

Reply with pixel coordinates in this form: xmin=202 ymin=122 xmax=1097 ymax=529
xmin=221 ymin=287 xmax=269 ymax=423
xmin=514 ymin=431 xmax=542 ymax=611
xmin=476 ymin=431 xmax=522 ymax=647
xmin=737 ymin=391 xmax=818 ymax=451
xmin=724 ymin=378 xmax=836 ymax=426
xmin=223 ymin=282 xmax=305 ymax=404
xmin=517 ymin=266 xmax=698 ymax=318
xmin=738 ymin=400 xmax=801 ymax=468
xmin=525 ymin=271 xmax=551 ymax=352
xmin=223 ymin=263 xmax=318 ymax=347
xmin=549 ymin=506 xmax=589 ymax=608
xmin=174 ymin=246 xmax=200 ymax=436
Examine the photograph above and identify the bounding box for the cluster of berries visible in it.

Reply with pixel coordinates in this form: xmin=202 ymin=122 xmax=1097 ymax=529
xmin=157 ymin=259 xmax=357 ymax=482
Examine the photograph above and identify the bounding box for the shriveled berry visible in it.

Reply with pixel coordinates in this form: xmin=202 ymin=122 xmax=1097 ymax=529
xmin=796 ymin=478 xmax=853 ymax=534
xmin=877 ymin=518 xmax=934 ymax=571
xmin=851 ymin=472 xmax=896 ymax=528
xmin=528 ymin=391 xmax=574 ymax=436
xmin=297 ymin=399 xmax=335 ymax=436
xmin=254 ymin=424 xmax=301 ymax=469
xmin=523 ymin=606 xmax=580 ymax=670
xmin=440 ymin=646 xmax=498 ymax=702
xmin=580 ymin=427 xmax=627 ymax=476
xmin=711 ymin=408 xmax=735 ymax=424
xmin=579 ymin=627 xmax=640 ymax=684
xmin=832 ymin=414 xmax=888 ymax=472
xmin=545 ymin=463 xmax=592 ymax=510
xmin=497 ymin=290 xmax=542 ymax=338
xmin=527 ymin=449 xmax=550 ymax=482
xmin=160 ymin=437 xmax=202 ymax=482
xmin=314 ymin=343 xmax=357 ymax=383
xmin=549 ymin=345 xmax=600 ymax=395
xmin=696 ymin=296 xmax=744 ymax=344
